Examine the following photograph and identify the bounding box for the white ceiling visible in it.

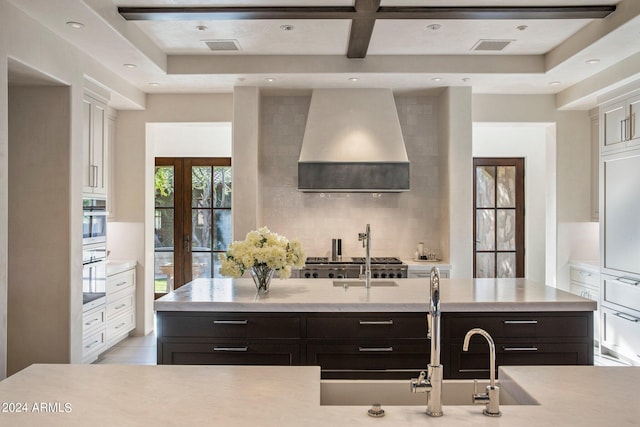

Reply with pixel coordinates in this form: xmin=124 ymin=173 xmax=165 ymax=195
xmin=8 ymin=0 xmax=640 ymax=110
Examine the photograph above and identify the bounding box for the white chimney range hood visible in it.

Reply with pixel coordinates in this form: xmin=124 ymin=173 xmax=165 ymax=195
xmin=298 ymin=88 xmax=410 ymax=192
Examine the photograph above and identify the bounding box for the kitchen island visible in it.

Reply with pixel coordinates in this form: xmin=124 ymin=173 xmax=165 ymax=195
xmin=0 ymin=363 xmax=637 ymax=426
xmin=155 ymin=278 xmax=595 ymax=379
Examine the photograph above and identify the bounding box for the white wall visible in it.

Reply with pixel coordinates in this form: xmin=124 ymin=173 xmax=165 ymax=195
xmin=473 ymin=94 xmax=594 ymax=287
xmin=473 ymin=124 xmax=553 ymax=283
xmin=111 ymin=94 xmax=233 ymax=335
xmin=0 ymin=0 xmax=143 ymax=379
xmin=151 ymin=122 xmax=232 ymax=158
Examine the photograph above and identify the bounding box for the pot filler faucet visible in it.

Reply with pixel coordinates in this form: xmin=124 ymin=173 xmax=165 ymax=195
xmin=358 ymin=224 xmax=371 ymax=288
xmin=410 ymin=267 xmax=443 ymax=417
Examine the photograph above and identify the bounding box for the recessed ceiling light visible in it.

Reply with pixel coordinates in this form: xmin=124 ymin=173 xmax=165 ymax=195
xmin=265 ymin=77 xmax=275 ymax=82
xmin=426 ymin=24 xmax=441 ymax=31
xmin=432 ymin=77 xmax=442 ymax=82
xmin=586 ymin=58 xmax=601 ymax=64
xmin=148 ymin=82 xmax=160 ymax=86
xmin=348 ymin=77 xmax=359 ymax=82
xmin=196 ymin=25 xmax=207 ymax=31
xmin=123 ymin=63 xmax=137 ymax=69
xmin=517 ymin=25 xmax=528 ymax=31
xmin=66 ymin=21 xmax=84 ymax=29
xmin=549 ymin=81 xmax=561 ymax=86
xmin=280 ymin=24 xmax=294 ymax=31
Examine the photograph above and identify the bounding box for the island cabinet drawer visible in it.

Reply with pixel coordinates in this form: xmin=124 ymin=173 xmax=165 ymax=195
xmin=306 ymin=314 xmax=426 ymax=339
xmin=443 ymin=312 xmax=592 ymax=339
xmin=307 ymin=342 xmax=429 ymax=379
xmin=602 ymin=275 xmax=640 ymax=316
xmin=160 ymin=314 xmax=301 ymax=339
xmin=160 ymin=342 xmax=300 ymax=366
xmin=446 ymin=342 xmax=592 ymax=379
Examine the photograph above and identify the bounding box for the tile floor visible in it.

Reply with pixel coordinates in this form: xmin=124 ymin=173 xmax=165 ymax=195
xmin=97 ymin=334 xmax=630 ymax=367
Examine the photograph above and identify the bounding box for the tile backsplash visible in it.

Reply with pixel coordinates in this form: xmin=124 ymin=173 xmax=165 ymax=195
xmin=259 ymin=95 xmax=443 ymax=260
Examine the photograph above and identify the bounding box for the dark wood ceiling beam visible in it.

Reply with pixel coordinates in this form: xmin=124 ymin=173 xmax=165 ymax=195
xmin=118 ymin=5 xmax=615 ymax=21
xmin=347 ymin=0 xmax=381 ymax=59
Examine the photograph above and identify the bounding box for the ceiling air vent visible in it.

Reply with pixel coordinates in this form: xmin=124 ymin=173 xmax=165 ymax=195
xmin=203 ymin=39 xmax=240 ymax=52
xmin=471 ymin=39 xmax=513 ymax=52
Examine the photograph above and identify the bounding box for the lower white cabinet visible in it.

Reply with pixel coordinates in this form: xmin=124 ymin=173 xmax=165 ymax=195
xmin=105 ymin=264 xmax=137 ymax=348
xmin=406 ymin=262 xmax=451 ymax=279
xmin=568 ymin=263 xmax=600 ymax=345
xmin=600 ymin=272 xmax=640 ymax=365
xmin=82 ymin=261 xmax=136 ymax=363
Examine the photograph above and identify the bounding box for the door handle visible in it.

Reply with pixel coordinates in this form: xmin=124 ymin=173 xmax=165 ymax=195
xmin=184 ymin=235 xmax=191 ymax=252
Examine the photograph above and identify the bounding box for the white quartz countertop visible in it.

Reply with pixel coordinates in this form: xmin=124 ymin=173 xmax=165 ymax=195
xmin=0 ymin=364 xmax=637 ymax=426
xmin=154 ymin=278 xmax=596 ymax=312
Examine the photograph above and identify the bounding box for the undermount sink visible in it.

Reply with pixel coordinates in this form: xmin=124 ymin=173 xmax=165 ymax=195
xmin=320 ymin=379 xmax=539 ymax=406
xmin=332 ymin=279 xmax=399 ymax=288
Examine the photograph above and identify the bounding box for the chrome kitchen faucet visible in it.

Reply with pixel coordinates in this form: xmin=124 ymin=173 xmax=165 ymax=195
xmin=410 ymin=267 xmax=443 ymax=417
xmin=463 ymin=328 xmax=501 ymax=417
xmin=358 ymin=224 xmax=371 ymax=288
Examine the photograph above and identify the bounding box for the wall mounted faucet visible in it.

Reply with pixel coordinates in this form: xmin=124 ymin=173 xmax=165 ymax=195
xmin=462 ymin=328 xmax=501 ymax=417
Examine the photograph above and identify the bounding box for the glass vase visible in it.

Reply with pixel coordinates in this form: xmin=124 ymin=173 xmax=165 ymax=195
xmin=251 ymin=265 xmax=274 ymax=293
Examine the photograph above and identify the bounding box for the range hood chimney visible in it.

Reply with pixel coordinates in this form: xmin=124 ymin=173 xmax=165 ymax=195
xmin=298 ymin=88 xmax=410 ymax=192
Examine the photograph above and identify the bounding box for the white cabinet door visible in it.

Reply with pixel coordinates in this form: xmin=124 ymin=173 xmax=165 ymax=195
xmin=82 ymin=93 xmax=108 ymax=196
xmin=602 ymin=150 xmax=640 ymax=276
xmin=601 ymin=100 xmax=627 ymax=152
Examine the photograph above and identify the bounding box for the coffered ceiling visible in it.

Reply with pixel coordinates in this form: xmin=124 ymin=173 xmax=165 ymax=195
xmin=9 ymin=0 xmax=640 ymax=110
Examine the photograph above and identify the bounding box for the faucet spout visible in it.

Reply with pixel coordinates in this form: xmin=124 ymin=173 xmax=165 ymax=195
xmin=411 ymin=267 xmax=443 ymax=417
xmin=462 ymin=328 xmax=501 ymax=417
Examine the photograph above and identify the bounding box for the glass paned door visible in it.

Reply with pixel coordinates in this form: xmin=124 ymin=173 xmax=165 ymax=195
xmin=154 ymin=157 xmax=232 ymax=297
xmin=473 ymin=158 xmax=524 ymax=278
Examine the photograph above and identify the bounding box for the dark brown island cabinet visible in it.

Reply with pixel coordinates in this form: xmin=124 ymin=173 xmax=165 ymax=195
xmin=156 ymin=310 xmax=593 ymax=379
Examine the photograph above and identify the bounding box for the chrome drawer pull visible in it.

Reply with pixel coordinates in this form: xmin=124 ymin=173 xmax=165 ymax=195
xmin=503 ymin=346 xmax=538 ymax=352
xmin=579 ymin=271 xmax=592 ymax=277
xmin=213 ymin=320 xmax=248 ymax=325
xmin=84 ymin=319 xmax=99 ymax=326
xmin=617 ymin=277 xmax=640 ymax=286
xmin=358 ymin=347 xmax=394 ymax=352
xmin=114 ymin=322 xmax=126 ymax=329
xmin=503 ymin=320 xmax=538 ymax=325
xmin=114 ymin=304 xmax=127 ymax=310
xmin=359 ymin=320 xmax=394 ymax=325
xmin=613 ymin=312 xmax=640 ymax=323
xmin=114 ymin=281 xmax=127 ymax=287
xmin=213 ymin=346 xmax=248 ymax=352
xmin=85 ymin=340 xmax=100 ymax=349
xmin=459 ymin=369 xmax=491 ymax=373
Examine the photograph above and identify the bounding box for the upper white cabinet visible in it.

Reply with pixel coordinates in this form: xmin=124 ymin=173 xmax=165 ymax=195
xmin=600 ymin=94 xmax=640 ymax=154
xmin=83 ymin=93 xmax=108 ymax=196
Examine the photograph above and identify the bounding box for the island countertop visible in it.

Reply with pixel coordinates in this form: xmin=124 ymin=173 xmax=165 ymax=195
xmin=154 ymin=278 xmax=596 ymax=312
xmin=0 ymin=364 xmax=637 ymax=426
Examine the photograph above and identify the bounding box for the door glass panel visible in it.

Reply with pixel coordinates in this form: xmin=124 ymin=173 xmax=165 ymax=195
xmin=476 ymin=209 xmax=495 ymax=251
xmin=476 ymin=253 xmax=495 ymax=278
xmin=476 ymin=166 xmax=495 ymax=208
xmin=214 ymin=210 xmax=232 ymax=251
xmin=497 ymin=209 xmax=516 ymax=251
xmin=497 ymin=166 xmax=516 ymax=208
xmin=192 ymin=209 xmax=212 ymax=251
xmin=191 ymin=252 xmax=211 ymax=279
xmin=155 ymin=166 xmax=174 ymax=207
xmin=214 ymin=167 xmax=232 ymax=208
xmin=155 ymin=209 xmax=174 ymax=248
xmin=192 ymin=166 xmax=212 ymax=208
xmin=155 ymin=251 xmax=174 ymax=294
xmin=497 ymin=253 xmax=516 ymax=278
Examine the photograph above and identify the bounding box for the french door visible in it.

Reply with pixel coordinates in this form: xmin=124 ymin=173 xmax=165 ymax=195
xmin=154 ymin=158 xmax=232 ymax=297
xmin=473 ymin=158 xmax=525 ymax=278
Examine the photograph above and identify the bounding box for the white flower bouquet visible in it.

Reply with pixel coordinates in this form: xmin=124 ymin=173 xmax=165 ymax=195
xmin=219 ymin=227 xmax=305 ymax=290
